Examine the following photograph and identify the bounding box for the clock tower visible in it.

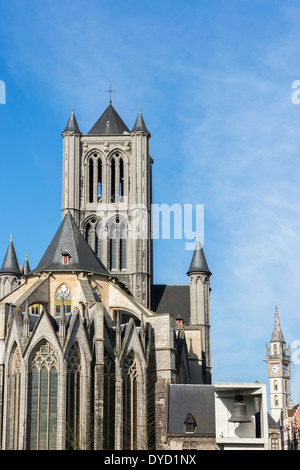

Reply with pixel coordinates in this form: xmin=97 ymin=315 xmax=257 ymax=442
xmin=266 ymin=307 xmax=292 ymax=423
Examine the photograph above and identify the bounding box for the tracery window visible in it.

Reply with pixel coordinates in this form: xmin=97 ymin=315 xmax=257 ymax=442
xmin=56 ymin=284 xmax=71 ymax=315
xmin=123 ymin=351 xmax=138 ymax=450
xmin=103 ymin=351 xmax=115 ymax=449
xmin=28 ymin=341 xmax=58 ymax=450
xmin=11 ymin=347 xmax=21 ymax=450
xmin=66 ymin=343 xmax=81 ymax=450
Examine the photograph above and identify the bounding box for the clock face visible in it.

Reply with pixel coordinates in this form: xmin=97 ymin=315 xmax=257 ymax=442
xmin=272 ymin=364 xmax=280 ymax=374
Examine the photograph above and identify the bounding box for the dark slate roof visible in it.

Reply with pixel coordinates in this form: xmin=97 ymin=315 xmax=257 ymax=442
xmin=151 ymin=284 xmax=190 ymax=325
xmin=23 ymin=255 xmax=30 ymax=275
xmin=62 ymin=108 xmax=81 ymax=134
xmin=88 ymin=104 xmax=130 ymax=135
xmin=131 ymin=108 xmax=150 ymax=134
xmin=168 ymin=384 xmax=216 ymax=436
xmin=31 ymin=212 xmax=110 ymax=276
xmin=187 ymin=237 xmax=211 ymax=276
xmin=271 ymin=307 xmax=285 ymax=343
xmin=0 ymin=237 xmax=21 ymax=276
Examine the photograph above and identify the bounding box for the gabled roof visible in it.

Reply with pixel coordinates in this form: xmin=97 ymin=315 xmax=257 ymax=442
xmin=31 ymin=212 xmax=110 ymax=276
xmin=187 ymin=237 xmax=211 ymax=276
xmin=87 ymin=104 xmax=130 ymax=135
xmin=62 ymin=108 xmax=81 ymax=134
xmin=270 ymin=307 xmax=285 ymax=343
xmin=131 ymin=108 xmax=150 ymax=134
xmin=0 ymin=236 xmax=21 ymax=276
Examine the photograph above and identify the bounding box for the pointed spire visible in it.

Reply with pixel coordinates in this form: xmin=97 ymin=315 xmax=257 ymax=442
xmin=0 ymin=235 xmax=21 ymax=276
xmin=23 ymin=253 xmax=30 ymax=276
xmin=62 ymin=107 xmax=81 ymax=134
xmin=270 ymin=306 xmax=285 ymax=343
xmin=187 ymin=236 xmax=211 ymax=276
xmin=131 ymin=107 xmax=150 ymax=134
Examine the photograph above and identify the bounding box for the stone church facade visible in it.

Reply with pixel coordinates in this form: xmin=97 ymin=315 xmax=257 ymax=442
xmin=0 ymin=101 xmax=215 ymax=450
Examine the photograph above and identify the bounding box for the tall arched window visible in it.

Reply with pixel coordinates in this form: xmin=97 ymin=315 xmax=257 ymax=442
xmin=29 ymin=341 xmax=58 ymax=450
xmin=66 ymin=343 xmax=81 ymax=450
xmin=97 ymin=159 xmax=102 ymax=202
xmin=85 ymin=223 xmax=92 ymax=247
xmin=111 ymin=158 xmax=115 ymax=202
xmin=56 ymin=284 xmax=71 ymax=315
xmin=123 ymin=351 xmax=138 ymax=450
xmin=11 ymin=347 xmax=21 ymax=450
xmin=89 ymin=159 xmax=94 ymax=203
xmin=95 ymin=222 xmax=103 ymax=260
xmin=274 ymin=395 xmax=279 ymax=406
xmin=103 ymin=351 xmax=115 ymax=450
xmin=119 ymin=158 xmax=124 ymax=201
xmin=274 ymin=380 xmax=278 ymax=391
xmin=109 ymin=222 xmax=116 ymax=270
xmin=120 ymin=222 xmax=127 ymax=270
xmin=108 ymin=219 xmax=127 ymax=271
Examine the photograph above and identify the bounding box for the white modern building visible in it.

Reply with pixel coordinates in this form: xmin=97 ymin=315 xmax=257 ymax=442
xmin=215 ymin=382 xmax=269 ymax=450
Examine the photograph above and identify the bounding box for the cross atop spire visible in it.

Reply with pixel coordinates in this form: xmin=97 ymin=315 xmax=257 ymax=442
xmin=106 ymin=83 xmax=115 ymax=104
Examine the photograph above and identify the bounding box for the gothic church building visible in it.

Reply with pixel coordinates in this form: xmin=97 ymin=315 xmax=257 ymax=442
xmin=0 ymin=101 xmax=214 ymax=450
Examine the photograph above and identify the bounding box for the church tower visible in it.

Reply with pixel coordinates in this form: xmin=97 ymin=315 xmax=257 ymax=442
xmin=61 ymin=97 xmax=153 ymax=307
xmin=266 ymin=307 xmax=292 ymax=423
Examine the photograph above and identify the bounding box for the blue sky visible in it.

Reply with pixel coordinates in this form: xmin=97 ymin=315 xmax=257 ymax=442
xmin=0 ymin=0 xmax=300 ymax=405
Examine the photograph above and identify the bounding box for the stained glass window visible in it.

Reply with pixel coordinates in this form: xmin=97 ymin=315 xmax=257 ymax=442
xmin=56 ymin=284 xmax=71 ymax=315
xmin=29 ymin=341 xmax=58 ymax=450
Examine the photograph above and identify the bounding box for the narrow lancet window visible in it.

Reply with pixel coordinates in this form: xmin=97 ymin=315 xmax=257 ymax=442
xmin=109 ymin=223 xmax=116 ymax=270
xmin=111 ymin=158 xmax=115 ymax=202
xmin=89 ymin=159 xmax=94 ymax=203
xmin=119 ymin=158 xmax=124 ymax=201
xmin=96 ymin=222 xmax=103 ymax=260
xmin=66 ymin=343 xmax=81 ymax=450
xmin=98 ymin=159 xmax=102 ymax=202
xmin=123 ymin=351 xmax=138 ymax=450
xmin=103 ymin=351 xmax=115 ymax=449
xmin=11 ymin=347 xmax=21 ymax=450
xmin=120 ymin=222 xmax=126 ymax=270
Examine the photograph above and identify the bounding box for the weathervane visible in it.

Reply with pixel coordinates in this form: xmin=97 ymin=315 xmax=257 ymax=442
xmin=106 ymin=83 xmax=115 ymax=104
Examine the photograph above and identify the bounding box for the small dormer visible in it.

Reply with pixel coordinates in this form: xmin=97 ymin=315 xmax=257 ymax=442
xmin=184 ymin=412 xmax=197 ymax=433
xmin=61 ymin=250 xmax=71 ymax=265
